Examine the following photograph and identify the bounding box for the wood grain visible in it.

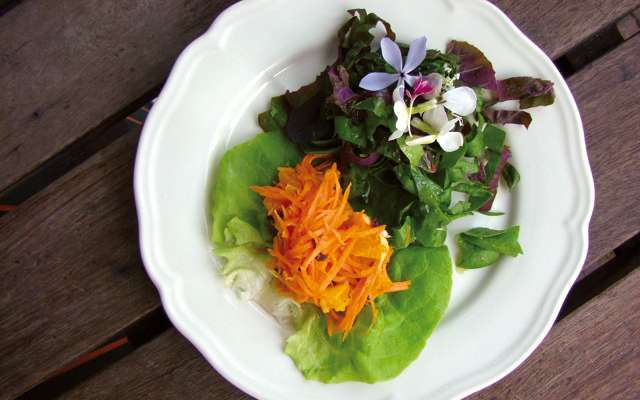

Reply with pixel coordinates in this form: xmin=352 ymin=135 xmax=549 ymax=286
xmin=63 ymin=330 xmax=253 ymax=400
xmin=469 ymin=267 xmax=640 ymax=400
xmin=492 ymin=0 xmax=640 ymax=58
xmin=0 ymin=132 xmax=160 ymax=399
xmin=1 ymin=0 xmax=638 ymax=198
xmin=0 ymin=0 xmax=238 ymax=193
xmin=573 ymin=34 xmax=640 ymax=277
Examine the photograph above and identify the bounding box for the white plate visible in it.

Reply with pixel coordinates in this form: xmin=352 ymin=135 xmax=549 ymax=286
xmin=134 ymin=0 xmax=595 ymax=399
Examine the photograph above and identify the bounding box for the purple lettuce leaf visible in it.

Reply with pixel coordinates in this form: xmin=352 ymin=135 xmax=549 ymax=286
xmin=483 ymin=109 xmax=533 ymax=128
xmin=328 ymin=66 xmax=356 ymax=112
xmin=496 ymin=77 xmax=555 ymax=109
xmin=479 ymin=146 xmax=511 ymax=211
xmin=446 ymin=40 xmax=497 ymax=91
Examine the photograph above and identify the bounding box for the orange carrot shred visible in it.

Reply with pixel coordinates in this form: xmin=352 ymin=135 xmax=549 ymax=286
xmin=251 ymin=154 xmax=410 ymax=337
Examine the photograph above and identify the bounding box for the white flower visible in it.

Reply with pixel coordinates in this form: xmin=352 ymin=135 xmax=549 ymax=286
xmin=368 ymin=21 xmax=387 ymax=52
xmin=442 ymin=86 xmax=477 ymax=116
xmin=389 ymin=99 xmax=411 ymax=141
xmin=406 ymin=106 xmax=464 ymax=152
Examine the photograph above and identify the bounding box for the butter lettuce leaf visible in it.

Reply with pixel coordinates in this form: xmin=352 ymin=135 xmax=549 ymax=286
xmin=210 ymin=131 xmax=302 ymax=245
xmin=285 ymin=245 xmax=452 ymax=383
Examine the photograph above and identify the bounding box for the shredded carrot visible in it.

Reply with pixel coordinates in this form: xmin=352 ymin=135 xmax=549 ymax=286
xmin=252 ymin=154 xmax=410 ymax=338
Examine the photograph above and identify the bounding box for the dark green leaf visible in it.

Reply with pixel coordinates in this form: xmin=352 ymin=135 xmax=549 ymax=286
xmin=390 ymin=216 xmax=415 ymax=249
xmin=456 ymin=225 xmax=522 ymax=268
xmin=413 ymin=206 xmax=450 ymax=247
xmin=461 ymin=226 xmax=523 ymax=256
xmin=448 ymin=158 xmax=479 ymax=183
xmin=411 ymin=167 xmax=444 ymax=206
xmin=502 ymin=163 xmax=520 ymax=190
xmin=465 ymin=125 xmax=485 ymax=157
xmin=398 ymin=137 xmax=424 ymax=167
xmin=258 ymin=96 xmax=288 ymax=132
xmin=451 ymin=181 xmax=493 ymax=211
xmin=334 ymin=116 xmax=368 ymax=147
xmin=455 ymin=238 xmax=501 ymax=269
xmin=483 ymin=124 xmax=506 ymax=153
xmin=439 ymin=144 xmax=466 ymax=170
xmin=348 ymin=165 xmax=415 ymax=227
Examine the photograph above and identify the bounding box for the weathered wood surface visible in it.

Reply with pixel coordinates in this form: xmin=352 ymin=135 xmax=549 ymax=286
xmin=1 ymin=0 xmax=639 ymax=196
xmin=573 ymin=34 xmax=640 ymax=277
xmin=470 ymin=268 xmax=640 ymax=400
xmin=0 ymin=0 xmax=237 ymax=193
xmin=64 ymin=329 xmax=253 ymax=400
xmin=492 ymin=0 xmax=640 ymax=58
xmin=1 ymin=2 xmax=640 ymax=399
xmin=0 ymin=132 xmax=160 ymax=399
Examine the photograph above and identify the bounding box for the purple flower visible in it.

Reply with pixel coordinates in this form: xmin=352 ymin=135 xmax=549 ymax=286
xmin=359 ymin=36 xmax=427 ymax=92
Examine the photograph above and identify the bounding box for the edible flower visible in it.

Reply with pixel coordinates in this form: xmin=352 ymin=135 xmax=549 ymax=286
xmin=407 ymin=106 xmax=464 ymax=152
xmin=368 ymin=21 xmax=387 ymax=52
xmin=389 ymin=76 xmax=437 ymax=141
xmin=359 ymin=36 xmax=427 ymax=92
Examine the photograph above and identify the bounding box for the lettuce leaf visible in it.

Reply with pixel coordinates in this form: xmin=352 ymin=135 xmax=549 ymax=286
xmin=210 ymin=130 xmax=301 ymax=245
xmin=210 ymin=130 xmax=302 ymax=299
xmin=215 ymin=244 xmax=272 ymax=300
xmin=446 ymin=40 xmax=497 ymax=91
xmin=456 ymin=226 xmax=523 ymax=269
xmin=496 ymin=77 xmax=555 ymax=109
xmin=285 ymin=245 xmax=452 ymax=383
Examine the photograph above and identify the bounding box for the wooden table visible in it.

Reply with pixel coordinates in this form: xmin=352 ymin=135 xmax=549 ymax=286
xmin=1 ymin=1 xmax=639 ymax=399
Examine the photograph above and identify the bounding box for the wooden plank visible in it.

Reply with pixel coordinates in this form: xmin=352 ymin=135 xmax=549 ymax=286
xmin=617 ymin=13 xmax=640 ymax=39
xmin=1 ymin=0 xmax=638 ymax=198
xmin=0 ymin=0 xmax=238 ymax=193
xmin=64 ymin=330 xmax=253 ymax=400
xmin=0 ymin=131 xmax=161 ymax=399
xmin=492 ymin=0 xmax=640 ymax=58
xmin=469 ymin=267 xmax=640 ymax=400
xmin=572 ymin=35 xmax=640 ymax=276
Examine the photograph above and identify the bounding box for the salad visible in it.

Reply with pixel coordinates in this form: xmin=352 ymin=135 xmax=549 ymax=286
xmin=210 ymin=9 xmax=554 ymax=383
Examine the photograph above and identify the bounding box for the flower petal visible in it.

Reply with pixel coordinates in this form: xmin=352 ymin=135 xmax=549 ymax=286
xmin=443 ymin=86 xmax=477 ymax=116
xmin=406 ymin=135 xmax=438 ymax=146
xmin=380 ymin=37 xmax=403 ymax=72
xmin=359 ymin=72 xmax=400 ymax=91
xmin=440 ymin=117 xmax=462 ymax=134
xmin=393 ymin=100 xmax=409 ymax=131
xmin=422 ymin=105 xmax=449 ymax=131
xmin=392 ymin=83 xmax=405 ymax=102
xmin=404 ymin=74 xmax=420 ymax=87
xmin=437 ymin=131 xmax=464 ymax=152
xmin=424 ymin=73 xmax=443 ymax=99
xmin=368 ymin=21 xmax=387 ymax=52
xmin=388 ymin=129 xmax=405 ymax=141
xmin=403 ymin=36 xmax=427 ymax=73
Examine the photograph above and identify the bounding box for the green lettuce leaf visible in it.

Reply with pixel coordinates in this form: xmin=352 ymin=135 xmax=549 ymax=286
xmin=258 ymin=96 xmax=288 ymax=132
xmin=456 ymin=226 xmax=523 ymax=268
xmin=215 ymin=244 xmax=272 ymax=300
xmin=210 ymin=130 xmax=302 ymax=245
xmin=285 ymin=245 xmax=452 ymax=383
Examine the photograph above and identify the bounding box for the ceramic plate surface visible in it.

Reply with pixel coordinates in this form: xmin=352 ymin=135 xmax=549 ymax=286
xmin=134 ymin=0 xmax=595 ymax=399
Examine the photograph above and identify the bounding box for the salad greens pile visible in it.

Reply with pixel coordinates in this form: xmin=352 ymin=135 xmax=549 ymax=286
xmin=210 ymin=9 xmax=554 ymax=382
